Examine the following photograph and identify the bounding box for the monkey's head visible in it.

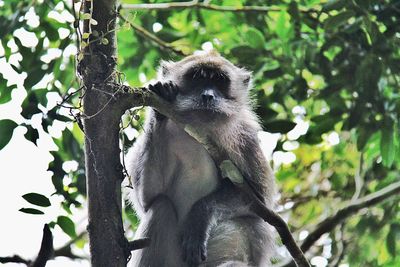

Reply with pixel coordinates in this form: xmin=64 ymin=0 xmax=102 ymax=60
xmin=158 ymin=51 xmax=252 ymax=121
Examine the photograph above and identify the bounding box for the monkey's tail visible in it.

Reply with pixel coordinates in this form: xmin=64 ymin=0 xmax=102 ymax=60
xmin=129 ymin=195 xmax=183 ymax=267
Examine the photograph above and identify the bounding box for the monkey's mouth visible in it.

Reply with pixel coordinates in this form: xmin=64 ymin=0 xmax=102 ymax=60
xmin=194 ymin=102 xmax=220 ymax=112
xmin=189 ymin=104 xmax=228 ymax=120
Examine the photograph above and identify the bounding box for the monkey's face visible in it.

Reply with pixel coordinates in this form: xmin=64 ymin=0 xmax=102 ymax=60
xmin=179 ymin=65 xmax=232 ymax=114
xmin=159 ymin=52 xmax=252 ymax=122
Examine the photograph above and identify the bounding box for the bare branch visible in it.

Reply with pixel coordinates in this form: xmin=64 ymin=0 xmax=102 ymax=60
xmin=118 ymin=14 xmax=188 ymax=56
xmin=128 ymin=238 xmax=151 ymax=251
xmin=0 ymin=227 xmax=86 ymax=266
xmin=0 ymin=224 xmax=53 ymax=266
xmin=53 ymin=231 xmax=86 ymax=260
xmin=31 ymin=224 xmax=53 ymax=267
xmin=351 ymin=151 xmax=364 ymax=201
xmin=121 ymin=0 xmax=282 ymax=13
xmin=0 ymin=255 xmax=31 ymax=265
xmin=282 ymin=180 xmax=400 ymax=267
xmin=301 ymin=180 xmax=400 ymax=252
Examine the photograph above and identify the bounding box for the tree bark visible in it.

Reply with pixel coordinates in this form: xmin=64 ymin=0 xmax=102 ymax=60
xmin=80 ymin=0 xmax=129 ymax=266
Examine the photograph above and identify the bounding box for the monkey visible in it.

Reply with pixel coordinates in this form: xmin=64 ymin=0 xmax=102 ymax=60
xmin=127 ymin=51 xmax=276 ymax=267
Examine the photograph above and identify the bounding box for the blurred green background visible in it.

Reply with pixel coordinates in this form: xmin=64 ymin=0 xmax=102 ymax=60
xmin=0 ymin=0 xmax=399 ymax=266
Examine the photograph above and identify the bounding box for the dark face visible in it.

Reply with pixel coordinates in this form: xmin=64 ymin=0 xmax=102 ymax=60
xmin=175 ymin=65 xmax=233 ymax=120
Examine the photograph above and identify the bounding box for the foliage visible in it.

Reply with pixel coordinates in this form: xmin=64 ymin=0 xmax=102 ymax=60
xmin=0 ymin=0 xmax=399 ymax=265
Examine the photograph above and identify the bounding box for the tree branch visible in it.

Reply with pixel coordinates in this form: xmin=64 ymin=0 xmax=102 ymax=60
xmin=31 ymin=224 xmax=54 ymax=267
xmin=0 ymin=255 xmax=31 ymax=265
xmin=118 ymin=13 xmax=188 ymax=56
xmin=301 ymin=180 xmax=400 ymax=252
xmin=0 ymin=224 xmax=52 ymax=266
xmin=121 ymin=0 xmax=282 ymax=13
xmin=0 ymin=225 xmax=87 ymax=266
xmin=53 ymin=231 xmax=86 ymax=260
xmin=128 ymin=238 xmax=151 ymax=251
xmin=79 ymin=0 xmax=132 ymax=266
xmin=282 ymin=180 xmax=400 ymax=267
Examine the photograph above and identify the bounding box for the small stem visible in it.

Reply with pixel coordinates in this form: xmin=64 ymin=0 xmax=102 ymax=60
xmin=122 ymin=1 xmax=284 ymax=13
xmin=118 ymin=14 xmax=188 ymax=56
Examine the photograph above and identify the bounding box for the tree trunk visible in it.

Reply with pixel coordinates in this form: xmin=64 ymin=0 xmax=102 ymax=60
xmin=80 ymin=0 xmax=129 ymax=266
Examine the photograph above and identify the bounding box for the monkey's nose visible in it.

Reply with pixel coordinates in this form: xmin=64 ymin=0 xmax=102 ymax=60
xmin=201 ymin=89 xmax=215 ymax=104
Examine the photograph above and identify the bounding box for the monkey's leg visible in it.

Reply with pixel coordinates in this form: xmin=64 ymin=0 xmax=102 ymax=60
xmin=180 ymin=179 xmax=251 ymax=266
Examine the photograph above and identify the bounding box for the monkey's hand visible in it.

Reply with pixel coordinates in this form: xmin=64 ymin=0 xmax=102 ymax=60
xmin=148 ymin=81 xmax=179 ymax=102
xmin=180 ymin=212 xmax=208 ymax=266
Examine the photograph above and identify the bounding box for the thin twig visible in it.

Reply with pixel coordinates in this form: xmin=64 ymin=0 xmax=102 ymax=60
xmin=328 ymin=224 xmax=347 ymax=267
xmin=301 ymin=180 xmax=400 ymax=253
xmin=31 ymin=224 xmax=53 ymax=267
xmin=118 ymin=13 xmax=188 ymax=56
xmin=0 ymin=227 xmax=85 ymax=265
xmin=351 ymin=151 xmax=364 ymax=202
xmin=128 ymin=237 xmax=151 ymax=251
xmin=122 ymin=0 xmax=282 ymax=13
xmin=53 ymin=231 xmax=86 ymax=259
xmin=0 ymin=255 xmax=31 ymax=265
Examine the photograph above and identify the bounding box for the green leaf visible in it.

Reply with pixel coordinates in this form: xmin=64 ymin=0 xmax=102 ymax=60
xmin=245 ymin=28 xmax=265 ymax=49
xmin=322 ymin=0 xmax=348 ymax=12
xmin=310 ymin=116 xmax=338 ymax=135
xmin=357 ymin=127 xmax=373 ymax=150
xmin=57 ymin=216 xmax=77 ymax=237
xmin=0 ymin=86 xmax=13 ymax=104
xmin=21 ymin=89 xmax=48 ymax=119
xmin=324 ymin=10 xmax=355 ymax=31
xmin=0 ymin=74 xmax=14 ymax=104
xmin=22 ymin=193 xmax=51 ymax=207
xmin=263 ymin=67 xmax=283 ymax=79
xmin=264 ymin=120 xmax=296 ymax=133
xmin=82 ymin=32 xmax=90 ymax=39
xmin=101 ymin=37 xmax=109 ymax=45
xmin=24 ymin=125 xmax=39 ymax=146
xmin=24 ymin=68 xmax=46 ymax=89
xmin=42 ymin=21 xmax=59 ymax=42
xmin=19 ymin=208 xmax=44 ymax=215
xmin=381 ymin=126 xmax=395 ymax=167
xmin=82 ymin=13 xmax=91 ymax=20
xmin=386 ymin=224 xmax=400 ymax=258
xmin=0 ymin=119 xmax=18 ymax=150
xmin=220 ymin=160 xmax=244 ymax=184
xmin=230 ymin=45 xmax=260 ymax=65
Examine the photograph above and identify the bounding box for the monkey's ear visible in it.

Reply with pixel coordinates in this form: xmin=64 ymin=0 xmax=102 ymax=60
xmin=158 ymin=60 xmax=175 ymax=77
xmin=242 ymin=70 xmax=252 ymax=89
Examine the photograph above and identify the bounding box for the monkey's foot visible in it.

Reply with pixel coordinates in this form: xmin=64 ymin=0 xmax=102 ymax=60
xmin=181 ymin=229 xmax=207 ymax=267
xmin=148 ymin=81 xmax=179 ymax=102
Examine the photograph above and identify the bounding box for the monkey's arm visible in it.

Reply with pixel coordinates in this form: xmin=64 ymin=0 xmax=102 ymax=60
xmin=239 ymin=133 xmax=276 ymax=206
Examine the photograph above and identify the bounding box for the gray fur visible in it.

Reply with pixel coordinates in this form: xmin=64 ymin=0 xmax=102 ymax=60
xmin=127 ymin=52 xmax=276 ymax=267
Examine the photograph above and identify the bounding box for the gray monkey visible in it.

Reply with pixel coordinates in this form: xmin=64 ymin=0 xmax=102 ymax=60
xmin=127 ymin=51 xmax=276 ymax=267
